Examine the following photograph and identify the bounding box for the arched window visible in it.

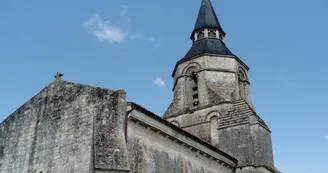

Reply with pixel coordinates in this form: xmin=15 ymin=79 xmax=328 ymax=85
xmin=206 ymin=111 xmax=221 ymax=145
xmin=210 ymin=116 xmax=219 ymax=145
xmin=183 ymin=63 xmax=201 ymax=109
xmin=238 ymin=68 xmax=247 ymax=98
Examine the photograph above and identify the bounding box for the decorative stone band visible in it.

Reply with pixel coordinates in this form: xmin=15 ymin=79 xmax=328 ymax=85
xmin=172 ymin=53 xmax=249 ymax=78
xmin=164 ymin=101 xmax=234 ymax=119
xmin=172 ymin=68 xmax=237 ymax=91
xmin=164 ymin=99 xmax=271 ymax=132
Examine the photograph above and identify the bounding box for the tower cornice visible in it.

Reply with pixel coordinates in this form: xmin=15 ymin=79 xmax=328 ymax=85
xmin=171 ymin=53 xmax=250 ymax=78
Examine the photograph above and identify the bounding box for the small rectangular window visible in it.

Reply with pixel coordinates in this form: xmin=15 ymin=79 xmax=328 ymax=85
xmin=192 ymin=86 xmax=198 ymax=91
xmin=193 ymin=94 xmax=198 ymax=99
xmin=0 ymin=146 xmax=4 ymax=158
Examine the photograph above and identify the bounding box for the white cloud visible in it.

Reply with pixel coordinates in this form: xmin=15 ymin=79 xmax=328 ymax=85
xmin=153 ymin=77 xmax=165 ymax=87
xmin=83 ymin=5 xmax=160 ymax=49
xmin=148 ymin=37 xmax=155 ymax=42
xmin=148 ymin=37 xmax=160 ymax=49
xmin=83 ymin=14 xmax=127 ymax=44
xmin=130 ymin=33 xmax=142 ymax=40
xmin=120 ymin=5 xmax=128 ymax=17
xmin=324 ymin=135 xmax=328 ymax=140
xmin=152 ymin=42 xmax=161 ymax=50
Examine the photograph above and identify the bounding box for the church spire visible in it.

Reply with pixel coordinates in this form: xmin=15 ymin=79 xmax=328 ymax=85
xmin=172 ymin=0 xmax=235 ymax=77
xmin=190 ymin=0 xmax=227 ymax=41
xmin=193 ymin=0 xmax=226 ymax=38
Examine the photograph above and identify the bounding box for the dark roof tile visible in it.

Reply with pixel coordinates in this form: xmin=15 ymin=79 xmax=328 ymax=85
xmin=178 ymin=38 xmax=235 ymax=64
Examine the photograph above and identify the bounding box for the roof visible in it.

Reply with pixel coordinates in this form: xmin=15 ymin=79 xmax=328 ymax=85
xmin=179 ymin=38 xmax=235 ymax=64
xmin=193 ymin=0 xmax=225 ymax=36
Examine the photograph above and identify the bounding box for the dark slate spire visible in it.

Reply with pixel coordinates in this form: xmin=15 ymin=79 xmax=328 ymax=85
xmin=172 ymin=0 xmax=238 ymax=77
xmin=193 ymin=0 xmax=225 ymax=36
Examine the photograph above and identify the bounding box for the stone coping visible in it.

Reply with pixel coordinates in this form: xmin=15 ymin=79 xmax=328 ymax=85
xmin=237 ymin=164 xmax=281 ymax=173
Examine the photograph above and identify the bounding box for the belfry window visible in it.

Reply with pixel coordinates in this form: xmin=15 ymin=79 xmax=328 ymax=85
xmin=238 ymin=69 xmax=247 ymax=98
xmin=219 ymin=34 xmax=224 ymax=40
xmin=208 ymin=29 xmax=216 ymax=38
xmin=197 ymin=31 xmax=205 ymax=40
xmin=191 ymin=72 xmax=199 ymax=107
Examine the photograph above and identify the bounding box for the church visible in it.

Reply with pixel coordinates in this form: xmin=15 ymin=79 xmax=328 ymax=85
xmin=0 ymin=0 xmax=280 ymax=173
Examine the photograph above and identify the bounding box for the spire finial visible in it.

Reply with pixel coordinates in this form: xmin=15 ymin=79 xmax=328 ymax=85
xmin=54 ymin=72 xmax=64 ymax=80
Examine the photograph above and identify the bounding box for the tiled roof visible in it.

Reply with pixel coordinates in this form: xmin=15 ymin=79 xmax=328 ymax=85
xmin=178 ymin=38 xmax=235 ymax=64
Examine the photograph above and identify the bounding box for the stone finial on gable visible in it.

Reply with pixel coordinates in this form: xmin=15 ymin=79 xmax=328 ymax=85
xmin=54 ymin=72 xmax=64 ymax=80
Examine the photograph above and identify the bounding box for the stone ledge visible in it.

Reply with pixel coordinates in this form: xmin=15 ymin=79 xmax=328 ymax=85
xmin=236 ymin=164 xmax=281 ymax=173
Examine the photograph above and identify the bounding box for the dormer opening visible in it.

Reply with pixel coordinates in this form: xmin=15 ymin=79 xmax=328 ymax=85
xmin=208 ymin=29 xmax=216 ymax=38
xmin=219 ymin=33 xmax=224 ymax=40
xmin=197 ymin=31 xmax=205 ymax=40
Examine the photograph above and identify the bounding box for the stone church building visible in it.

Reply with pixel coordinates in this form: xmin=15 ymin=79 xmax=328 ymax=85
xmin=0 ymin=0 xmax=280 ymax=173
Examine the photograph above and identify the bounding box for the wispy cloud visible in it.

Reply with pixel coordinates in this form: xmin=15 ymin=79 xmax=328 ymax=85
xmin=120 ymin=5 xmax=131 ymax=23
xmin=120 ymin=5 xmax=128 ymax=17
xmin=324 ymin=135 xmax=328 ymax=140
xmin=148 ymin=37 xmax=155 ymax=42
xmin=128 ymin=34 xmax=160 ymax=49
xmin=148 ymin=37 xmax=161 ymax=49
xmin=83 ymin=14 xmax=127 ymax=44
xmin=130 ymin=33 xmax=142 ymax=40
xmin=83 ymin=5 xmax=160 ymax=49
xmin=153 ymin=77 xmax=165 ymax=87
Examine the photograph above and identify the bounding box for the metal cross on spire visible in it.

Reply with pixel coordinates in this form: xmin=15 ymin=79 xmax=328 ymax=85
xmin=54 ymin=72 xmax=64 ymax=80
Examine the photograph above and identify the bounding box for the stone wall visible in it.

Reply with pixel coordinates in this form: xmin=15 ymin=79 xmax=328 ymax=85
xmin=166 ymin=98 xmax=279 ymax=173
xmin=93 ymin=90 xmax=130 ymax=173
xmin=0 ymin=80 xmax=129 ymax=173
xmin=127 ymin=104 xmax=237 ymax=173
xmin=165 ymin=55 xmax=240 ymax=118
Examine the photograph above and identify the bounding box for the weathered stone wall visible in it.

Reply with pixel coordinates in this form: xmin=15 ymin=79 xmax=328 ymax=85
xmin=166 ymin=97 xmax=278 ymax=172
xmin=166 ymin=104 xmax=233 ymax=144
xmin=0 ymin=80 xmax=129 ymax=173
xmin=250 ymin=124 xmax=274 ymax=167
xmin=218 ymin=125 xmax=255 ymax=165
xmin=93 ymin=90 xmax=130 ymax=173
xmin=165 ymin=55 xmax=242 ymax=118
xmin=127 ymin=107 xmax=237 ymax=173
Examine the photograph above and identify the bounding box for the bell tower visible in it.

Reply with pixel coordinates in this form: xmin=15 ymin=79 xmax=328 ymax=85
xmin=164 ymin=0 xmax=280 ymax=172
xmin=164 ymin=0 xmax=253 ymax=119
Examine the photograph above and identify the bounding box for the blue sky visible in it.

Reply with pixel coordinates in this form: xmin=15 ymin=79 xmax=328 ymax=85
xmin=0 ymin=0 xmax=327 ymax=172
